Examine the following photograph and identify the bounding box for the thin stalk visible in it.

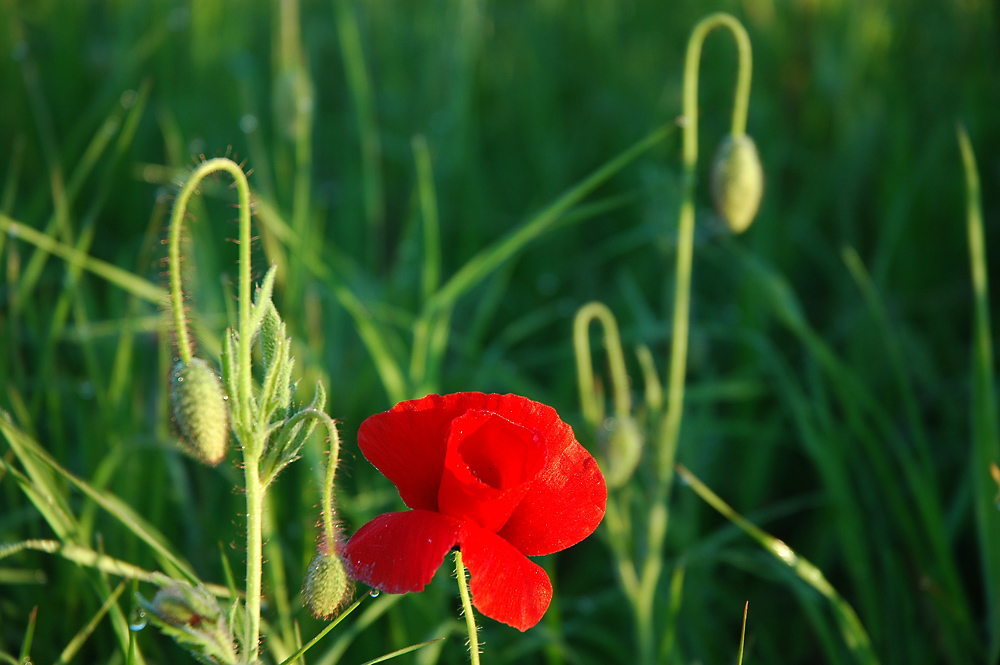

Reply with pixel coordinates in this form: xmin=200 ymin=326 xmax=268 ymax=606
xmin=455 ymin=551 xmax=480 ymax=665
xmin=166 ymin=157 xmax=259 ymax=660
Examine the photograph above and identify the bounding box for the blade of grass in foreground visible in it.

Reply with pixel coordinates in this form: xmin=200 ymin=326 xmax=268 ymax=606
xmin=958 ymin=123 xmax=1000 ymax=663
xmin=0 ymin=414 xmax=200 ymax=584
xmin=676 ymin=463 xmax=879 ymax=665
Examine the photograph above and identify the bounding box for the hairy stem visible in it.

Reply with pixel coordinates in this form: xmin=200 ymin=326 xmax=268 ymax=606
xmin=455 ymin=551 xmax=480 ymax=665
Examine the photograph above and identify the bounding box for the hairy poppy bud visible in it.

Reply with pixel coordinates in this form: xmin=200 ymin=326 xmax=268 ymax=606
xmin=711 ymin=134 xmax=763 ymax=233
xmin=170 ymin=358 xmax=229 ymax=466
xmin=303 ymin=547 xmax=352 ymax=619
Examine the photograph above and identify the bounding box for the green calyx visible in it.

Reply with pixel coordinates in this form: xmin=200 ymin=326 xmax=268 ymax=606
xmin=170 ymin=357 xmax=230 ymax=466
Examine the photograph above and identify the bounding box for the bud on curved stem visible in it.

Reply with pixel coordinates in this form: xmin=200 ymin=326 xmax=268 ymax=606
xmin=170 ymin=358 xmax=229 ymax=465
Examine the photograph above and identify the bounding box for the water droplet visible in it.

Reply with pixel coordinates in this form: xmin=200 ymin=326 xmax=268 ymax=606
xmin=20 ymin=658 xmax=32 ymax=665
xmin=129 ymin=606 xmax=147 ymax=631
xmin=369 ymin=589 xmax=380 ymax=598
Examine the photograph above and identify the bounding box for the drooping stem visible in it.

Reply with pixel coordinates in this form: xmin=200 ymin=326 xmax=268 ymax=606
xmin=666 ymin=11 xmax=753 ymax=481
xmin=166 ymin=157 xmax=260 ymax=660
xmin=455 ymin=551 xmax=480 ymax=665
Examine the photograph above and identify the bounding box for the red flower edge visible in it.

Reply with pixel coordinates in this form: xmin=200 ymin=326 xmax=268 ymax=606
xmin=341 ymin=392 xmax=606 ymax=631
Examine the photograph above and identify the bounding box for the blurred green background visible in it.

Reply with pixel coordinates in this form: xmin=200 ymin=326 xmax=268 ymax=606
xmin=2 ymin=0 xmax=1000 ymax=663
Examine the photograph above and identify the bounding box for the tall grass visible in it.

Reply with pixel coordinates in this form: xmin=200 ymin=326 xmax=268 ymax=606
xmin=2 ymin=1 xmax=999 ymax=663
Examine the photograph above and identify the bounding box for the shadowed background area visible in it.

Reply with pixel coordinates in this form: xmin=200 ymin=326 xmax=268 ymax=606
xmin=1 ymin=0 xmax=999 ymax=663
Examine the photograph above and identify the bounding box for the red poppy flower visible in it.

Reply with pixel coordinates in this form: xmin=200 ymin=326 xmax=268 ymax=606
xmin=341 ymin=392 xmax=607 ymax=631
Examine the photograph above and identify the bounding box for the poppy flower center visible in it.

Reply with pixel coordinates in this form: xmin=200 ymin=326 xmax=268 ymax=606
xmin=438 ymin=410 xmax=546 ymax=532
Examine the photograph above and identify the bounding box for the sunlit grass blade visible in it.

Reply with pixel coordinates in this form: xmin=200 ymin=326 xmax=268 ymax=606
xmin=676 ymin=463 xmax=879 ymax=665
xmin=958 ymin=123 xmax=1000 ymax=662
xmin=359 ymin=638 xmax=446 ymax=665
xmin=0 ymin=415 xmax=200 ymax=584
xmin=0 ymin=213 xmax=167 ymax=303
xmin=277 ymin=596 xmax=366 ymax=665
xmin=737 ymin=601 xmax=748 ymax=665
xmin=314 ymin=594 xmax=401 ymax=665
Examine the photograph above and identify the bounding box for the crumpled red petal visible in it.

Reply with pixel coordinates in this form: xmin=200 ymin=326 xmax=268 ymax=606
xmin=458 ymin=521 xmax=552 ymax=632
xmin=494 ymin=403 xmax=607 ymax=556
xmin=341 ymin=510 xmax=461 ymax=594
xmin=438 ymin=409 xmax=546 ymax=532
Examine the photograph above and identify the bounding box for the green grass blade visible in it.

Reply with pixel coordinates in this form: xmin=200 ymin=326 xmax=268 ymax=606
xmin=677 ymin=464 xmax=879 ymax=665
xmin=0 ymin=213 xmax=167 ymax=303
xmin=55 ymin=579 xmax=128 ymax=664
xmin=0 ymin=415 xmax=200 ymax=583
xmin=359 ymin=638 xmax=446 ymax=665
xmin=334 ymin=0 xmax=385 ymax=264
xmin=958 ymin=123 xmax=1000 ymax=662
xmin=424 ymin=122 xmax=675 ymax=317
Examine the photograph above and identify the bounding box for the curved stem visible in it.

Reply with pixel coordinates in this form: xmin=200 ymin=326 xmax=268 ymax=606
xmin=320 ymin=417 xmax=342 ymax=549
xmin=573 ymin=302 xmax=632 ymax=428
xmin=167 ymin=157 xmax=260 ymax=661
xmin=682 ymin=13 xmax=753 ymax=168
xmin=455 ymin=551 xmax=480 ymax=665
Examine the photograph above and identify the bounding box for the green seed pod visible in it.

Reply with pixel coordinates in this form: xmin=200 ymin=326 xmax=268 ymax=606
xmin=170 ymin=358 xmax=229 ymax=466
xmin=711 ymin=133 xmax=764 ymax=234
xmin=303 ymin=548 xmax=352 ymax=619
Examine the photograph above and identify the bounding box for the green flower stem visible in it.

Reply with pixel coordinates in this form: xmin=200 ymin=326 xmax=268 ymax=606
xmin=573 ymin=302 xmax=632 ymax=427
xmin=166 ymin=157 xmax=260 ymax=661
xmin=455 ymin=551 xmax=480 ymax=665
xmin=636 ymin=14 xmax=754 ymax=665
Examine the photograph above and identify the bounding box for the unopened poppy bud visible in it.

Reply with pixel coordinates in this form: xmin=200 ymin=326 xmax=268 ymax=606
xmin=711 ymin=134 xmax=763 ymax=233
xmin=170 ymin=358 xmax=229 ymax=466
xmin=603 ymin=416 xmax=643 ymax=489
xmin=150 ymin=583 xmax=220 ymax=628
xmin=303 ymin=549 xmax=352 ymax=619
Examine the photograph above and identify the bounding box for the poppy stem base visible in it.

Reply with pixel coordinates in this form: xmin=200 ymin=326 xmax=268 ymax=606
xmin=455 ymin=550 xmax=481 ymax=665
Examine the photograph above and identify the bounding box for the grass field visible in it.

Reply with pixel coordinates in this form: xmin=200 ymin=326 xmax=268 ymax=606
xmin=2 ymin=1 xmax=1000 ymax=663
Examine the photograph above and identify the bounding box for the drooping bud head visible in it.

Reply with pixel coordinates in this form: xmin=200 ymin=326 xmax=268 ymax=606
xmin=711 ymin=134 xmax=764 ymax=233
xmin=303 ymin=544 xmax=353 ymax=619
xmin=170 ymin=358 xmax=229 ymax=466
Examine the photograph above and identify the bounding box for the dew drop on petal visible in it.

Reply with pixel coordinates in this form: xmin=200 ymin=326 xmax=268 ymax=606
xmin=369 ymin=588 xmax=380 ymax=598
xmin=128 ymin=606 xmax=147 ymax=631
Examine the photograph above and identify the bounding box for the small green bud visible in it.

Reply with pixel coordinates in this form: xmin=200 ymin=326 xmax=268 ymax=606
xmin=150 ymin=581 xmax=222 ymax=628
xmin=170 ymin=358 xmax=229 ymax=466
xmin=303 ymin=547 xmax=353 ymax=619
xmin=711 ymin=133 xmax=764 ymax=233
xmin=602 ymin=416 xmax=643 ymax=489
xmin=138 ymin=577 xmax=239 ymax=665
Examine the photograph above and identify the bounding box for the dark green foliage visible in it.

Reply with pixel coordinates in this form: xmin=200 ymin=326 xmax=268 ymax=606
xmin=1 ymin=1 xmax=999 ymax=663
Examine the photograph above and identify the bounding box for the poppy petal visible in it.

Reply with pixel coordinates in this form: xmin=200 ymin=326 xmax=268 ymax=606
xmin=459 ymin=522 xmax=552 ymax=632
xmin=495 ymin=407 xmax=607 ymax=556
xmin=357 ymin=394 xmax=473 ymax=510
xmin=342 ymin=510 xmax=462 ymax=594
xmin=438 ymin=409 xmax=546 ymax=532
